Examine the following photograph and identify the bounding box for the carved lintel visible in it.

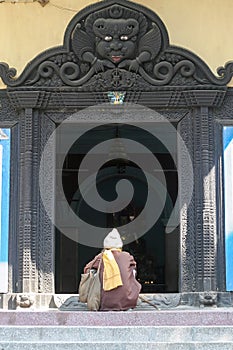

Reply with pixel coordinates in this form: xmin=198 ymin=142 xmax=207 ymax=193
xmin=183 ymin=90 xmax=226 ymax=107
xmin=8 ymin=91 xmax=50 ymax=110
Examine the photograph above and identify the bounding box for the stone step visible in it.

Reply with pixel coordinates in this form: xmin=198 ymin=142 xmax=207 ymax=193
xmin=0 ymin=341 xmax=233 ymax=350
xmin=1 ymin=310 xmax=233 ymax=349
xmin=1 ymin=309 xmax=233 ymax=326
xmin=1 ymin=325 xmax=233 ymax=342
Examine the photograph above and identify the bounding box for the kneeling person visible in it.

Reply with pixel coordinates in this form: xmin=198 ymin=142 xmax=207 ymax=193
xmin=84 ymin=228 xmax=141 ymax=311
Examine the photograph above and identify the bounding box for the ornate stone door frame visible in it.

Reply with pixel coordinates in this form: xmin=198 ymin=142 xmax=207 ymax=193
xmin=1 ymin=0 xmax=233 ymax=308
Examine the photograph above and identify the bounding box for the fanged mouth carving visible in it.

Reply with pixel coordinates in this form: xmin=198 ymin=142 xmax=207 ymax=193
xmin=111 ymin=56 xmax=123 ymax=63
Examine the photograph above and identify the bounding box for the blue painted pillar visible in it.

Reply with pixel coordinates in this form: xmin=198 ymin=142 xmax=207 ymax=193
xmin=223 ymin=126 xmax=233 ymax=291
xmin=0 ymin=128 xmax=10 ymax=293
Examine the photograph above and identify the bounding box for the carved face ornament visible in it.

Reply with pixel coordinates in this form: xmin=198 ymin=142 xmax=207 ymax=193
xmin=93 ymin=18 xmax=139 ymax=63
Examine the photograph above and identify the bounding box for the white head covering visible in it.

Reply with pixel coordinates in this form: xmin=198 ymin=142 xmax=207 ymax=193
xmin=103 ymin=228 xmax=123 ymax=248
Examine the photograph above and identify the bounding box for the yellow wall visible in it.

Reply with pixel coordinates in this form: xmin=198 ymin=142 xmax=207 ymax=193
xmin=1 ymin=0 xmax=233 ymax=88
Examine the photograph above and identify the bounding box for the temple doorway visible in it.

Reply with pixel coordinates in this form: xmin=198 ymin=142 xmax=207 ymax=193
xmin=55 ymin=123 xmax=179 ymax=294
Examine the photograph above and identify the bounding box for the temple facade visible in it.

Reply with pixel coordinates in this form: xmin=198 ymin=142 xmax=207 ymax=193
xmin=0 ymin=0 xmax=233 ymax=310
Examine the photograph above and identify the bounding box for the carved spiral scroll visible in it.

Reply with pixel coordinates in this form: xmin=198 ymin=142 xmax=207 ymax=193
xmin=0 ymin=63 xmax=21 ymax=86
xmin=139 ymin=60 xmax=195 ymax=86
xmin=27 ymin=61 xmax=81 ymax=85
xmin=25 ymin=60 xmax=97 ymax=86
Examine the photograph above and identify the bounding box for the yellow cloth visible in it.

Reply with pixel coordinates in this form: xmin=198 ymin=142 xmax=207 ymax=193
xmin=102 ymin=249 xmax=123 ymax=291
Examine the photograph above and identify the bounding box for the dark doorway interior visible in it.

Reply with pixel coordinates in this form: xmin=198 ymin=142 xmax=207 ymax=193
xmin=55 ymin=123 xmax=179 ymax=294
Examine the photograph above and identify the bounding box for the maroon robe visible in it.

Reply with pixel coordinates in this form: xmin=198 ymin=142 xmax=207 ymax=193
xmin=84 ymin=250 xmax=141 ymax=311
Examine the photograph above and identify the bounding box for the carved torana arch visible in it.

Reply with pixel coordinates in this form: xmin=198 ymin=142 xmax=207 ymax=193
xmin=1 ymin=0 xmax=233 ymax=90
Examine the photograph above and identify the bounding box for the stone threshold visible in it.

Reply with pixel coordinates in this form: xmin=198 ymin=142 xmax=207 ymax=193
xmin=1 ymin=292 xmax=233 ymax=313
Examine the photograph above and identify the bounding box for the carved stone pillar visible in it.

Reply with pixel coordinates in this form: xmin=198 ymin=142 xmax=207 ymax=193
xmin=178 ymin=111 xmax=196 ymax=292
xmin=18 ymin=107 xmax=37 ymax=292
xmin=37 ymin=113 xmax=56 ymax=293
xmin=193 ymin=106 xmax=217 ymax=291
xmin=14 ymin=93 xmax=56 ymax=294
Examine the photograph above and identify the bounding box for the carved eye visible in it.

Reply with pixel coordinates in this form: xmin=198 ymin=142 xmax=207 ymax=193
xmin=104 ymin=35 xmax=113 ymax=41
xmin=98 ymin=24 xmax=104 ymax=29
xmin=120 ymin=35 xmax=128 ymax=41
xmin=127 ymin=25 xmax=134 ymax=30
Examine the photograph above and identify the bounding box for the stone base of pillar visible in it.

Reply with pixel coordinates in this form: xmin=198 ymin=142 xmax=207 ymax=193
xmin=1 ymin=292 xmax=233 ymax=310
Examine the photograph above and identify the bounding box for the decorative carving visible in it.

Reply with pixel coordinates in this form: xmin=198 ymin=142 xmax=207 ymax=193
xmin=212 ymin=90 xmax=233 ymax=120
xmin=199 ymin=292 xmax=217 ymax=307
xmin=178 ymin=112 xmax=196 ymax=292
xmin=86 ymin=68 xmax=139 ymax=90
xmin=8 ymin=91 xmax=50 ymax=109
xmin=17 ymin=108 xmax=43 ymax=293
xmin=0 ymin=0 xmax=233 ymax=89
xmin=108 ymin=91 xmax=126 ymax=104
xmin=16 ymin=294 xmax=35 ymax=308
xmin=54 ymin=295 xmax=88 ymax=311
xmin=19 ymin=109 xmax=35 ymax=292
xmin=183 ymin=90 xmax=226 ymax=107
xmin=53 ymin=294 xmax=181 ymax=311
xmin=6 ymin=89 xmax=223 ymax=112
xmin=38 ymin=114 xmax=56 ymax=293
xmin=0 ymin=92 xmax=19 ymax=122
xmin=137 ymin=294 xmax=181 ymax=310
xmin=0 ymin=62 xmax=18 ymax=86
xmin=192 ymin=107 xmax=217 ymax=291
xmin=72 ymin=5 xmax=161 ymax=73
